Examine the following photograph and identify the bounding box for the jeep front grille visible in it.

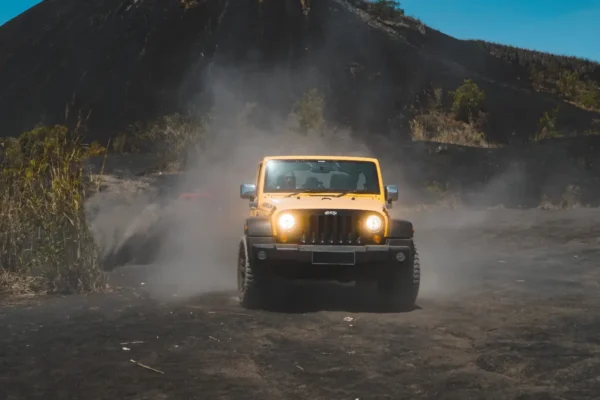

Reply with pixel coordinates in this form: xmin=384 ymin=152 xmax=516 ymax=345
xmin=283 ymin=210 xmax=373 ymax=245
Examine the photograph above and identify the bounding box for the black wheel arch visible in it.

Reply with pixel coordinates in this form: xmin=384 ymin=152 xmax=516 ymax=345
xmin=244 ymin=216 xmax=273 ymax=237
xmin=388 ymin=218 xmax=414 ymax=238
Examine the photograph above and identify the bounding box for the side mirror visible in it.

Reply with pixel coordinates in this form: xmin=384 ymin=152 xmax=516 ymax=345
xmin=240 ymin=184 xmax=257 ymax=200
xmin=385 ymin=184 xmax=399 ymax=203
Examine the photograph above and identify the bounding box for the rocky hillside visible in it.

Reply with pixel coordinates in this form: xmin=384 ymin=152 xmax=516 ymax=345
xmin=1 ymin=0 xmax=599 ymax=144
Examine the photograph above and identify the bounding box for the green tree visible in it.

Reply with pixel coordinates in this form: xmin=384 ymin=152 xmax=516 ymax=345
xmin=450 ymin=79 xmax=486 ymax=122
xmin=367 ymin=0 xmax=405 ymax=20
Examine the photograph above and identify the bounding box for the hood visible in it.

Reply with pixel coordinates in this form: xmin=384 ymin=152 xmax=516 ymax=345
xmin=261 ymin=195 xmax=386 ymax=214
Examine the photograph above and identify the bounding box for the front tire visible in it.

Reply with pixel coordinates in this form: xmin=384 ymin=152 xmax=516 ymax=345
xmin=377 ymin=242 xmax=421 ymax=311
xmin=237 ymin=239 xmax=264 ymax=309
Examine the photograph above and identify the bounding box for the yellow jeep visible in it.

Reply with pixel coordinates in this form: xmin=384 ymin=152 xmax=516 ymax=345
xmin=238 ymin=155 xmax=420 ymax=310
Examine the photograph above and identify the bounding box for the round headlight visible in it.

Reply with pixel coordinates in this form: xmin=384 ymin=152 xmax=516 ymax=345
xmin=365 ymin=215 xmax=383 ymax=232
xmin=278 ymin=213 xmax=296 ymax=230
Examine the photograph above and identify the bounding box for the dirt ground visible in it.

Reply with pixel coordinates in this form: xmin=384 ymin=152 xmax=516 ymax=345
xmin=2 ymin=208 xmax=600 ymax=400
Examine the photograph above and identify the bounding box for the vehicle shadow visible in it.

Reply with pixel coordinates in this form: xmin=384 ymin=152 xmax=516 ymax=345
xmin=257 ymin=280 xmax=422 ymax=314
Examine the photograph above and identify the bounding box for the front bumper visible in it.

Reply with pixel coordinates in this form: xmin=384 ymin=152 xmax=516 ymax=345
xmin=246 ymin=237 xmax=413 ymax=281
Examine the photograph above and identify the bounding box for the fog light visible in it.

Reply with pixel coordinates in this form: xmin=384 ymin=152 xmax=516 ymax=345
xmin=395 ymin=252 xmax=406 ymax=262
xmin=257 ymin=250 xmax=267 ymax=261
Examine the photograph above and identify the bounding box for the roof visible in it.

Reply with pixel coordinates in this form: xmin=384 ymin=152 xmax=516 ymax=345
xmin=262 ymin=155 xmax=379 ymax=163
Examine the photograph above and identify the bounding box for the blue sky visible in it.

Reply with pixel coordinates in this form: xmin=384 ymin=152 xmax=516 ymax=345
xmin=0 ymin=0 xmax=40 ymax=25
xmin=1 ymin=0 xmax=598 ymax=62
xmin=401 ymin=0 xmax=600 ymax=61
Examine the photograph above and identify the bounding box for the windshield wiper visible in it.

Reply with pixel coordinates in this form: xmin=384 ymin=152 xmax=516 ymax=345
xmin=284 ymin=189 xmax=327 ymax=197
xmin=334 ymin=191 xmax=351 ymax=197
xmin=334 ymin=190 xmax=371 ymax=197
xmin=284 ymin=189 xmax=372 ymax=198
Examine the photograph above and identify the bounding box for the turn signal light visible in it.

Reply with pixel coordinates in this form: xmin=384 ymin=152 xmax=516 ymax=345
xmin=373 ymin=234 xmax=382 ymax=244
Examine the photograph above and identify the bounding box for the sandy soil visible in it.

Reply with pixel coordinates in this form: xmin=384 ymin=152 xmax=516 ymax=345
xmin=1 ymin=208 xmax=600 ymax=400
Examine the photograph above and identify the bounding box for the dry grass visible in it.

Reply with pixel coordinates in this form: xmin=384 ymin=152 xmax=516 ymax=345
xmin=0 ymin=125 xmax=108 ymax=295
xmin=409 ymin=111 xmax=495 ymax=148
xmin=540 ymin=184 xmax=584 ymax=210
xmin=292 ymin=88 xmax=326 ymax=134
xmin=408 ymin=82 xmax=494 ymax=148
xmin=179 ymin=0 xmax=201 ymax=10
xmin=0 ymin=269 xmax=44 ymax=296
xmin=0 ymin=113 xmax=206 ymax=297
xmin=112 ymin=112 xmax=206 ymax=170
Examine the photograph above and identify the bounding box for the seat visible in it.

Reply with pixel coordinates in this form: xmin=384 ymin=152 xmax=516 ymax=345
xmin=329 ymin=173 xmax=355 ymax=191
xmin=304 ymin=176 xmax=320 ymax=189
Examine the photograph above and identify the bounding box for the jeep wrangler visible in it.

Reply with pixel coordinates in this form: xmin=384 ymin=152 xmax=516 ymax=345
xmin=237 ymin=156 xmax=420 ymax=310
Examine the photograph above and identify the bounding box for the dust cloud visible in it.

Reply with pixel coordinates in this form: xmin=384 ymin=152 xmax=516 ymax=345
xmin=383 ymin=158 xmax=531 ymax=299
xmin=85 ymin=69 xmax=382 ymax=301
xmin=85 ymin=66 xmax=540 ymax=303
xmin=83 ymin=9 xmax=541 ymax=304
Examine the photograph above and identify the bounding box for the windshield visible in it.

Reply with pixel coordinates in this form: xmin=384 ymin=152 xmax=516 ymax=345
xmin=263 ymin=159 xmax=381 ymax=194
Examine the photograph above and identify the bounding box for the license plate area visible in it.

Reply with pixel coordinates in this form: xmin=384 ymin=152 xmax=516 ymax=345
xmin=311 ymin=251 xmax=356 ymax=265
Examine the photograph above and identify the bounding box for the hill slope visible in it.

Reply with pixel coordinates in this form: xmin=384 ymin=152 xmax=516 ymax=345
xmin=0 ymin=0 xmax=599 ymax=143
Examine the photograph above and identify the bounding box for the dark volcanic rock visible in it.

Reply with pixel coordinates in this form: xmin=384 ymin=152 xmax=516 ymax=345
xmin=0 ymin=0 xmax=599 ymax=142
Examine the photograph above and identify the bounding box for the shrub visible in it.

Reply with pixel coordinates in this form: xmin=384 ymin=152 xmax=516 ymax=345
xmin=0 ymin=125 xmax=107 ymax=295
xmin=561 ymin=185 xmax=582 ymax=209
xmin=450 ymin=79 xmax=486 ymax=122
xmin=557 ymin=70 xmax=580 ymax=98
xmin=534 ymin=106 xmax=561 ymax=141
xmin=116 ymin=113 xmax=206 ymax=168
xmin=179 ymin=0 xmax=200 ymax=9
xmin=143 ymin=113 xmax=206 ymax=167
xmin=367 ymin=0 xmax=405 ymax=20
xmin=409 ymin=111 xmax=492 ymax=147
xmin=529 ymin=66 xmax=546 ymax=90
xmin=293 ymin=88 xmax=326 ymax=134
xmin=111 ymin=132 xmax=129 ymax=154
xmin=554 ymin=72 xmax=600 ymax=110
xmin=577 ymin=88 xmax=600 ymax=110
